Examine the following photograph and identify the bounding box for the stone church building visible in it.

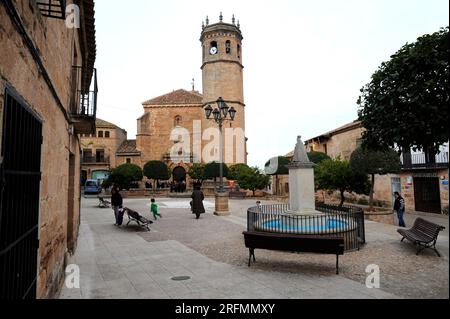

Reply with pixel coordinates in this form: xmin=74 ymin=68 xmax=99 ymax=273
xmin=119 ymin=15 xmax=248 ymax=184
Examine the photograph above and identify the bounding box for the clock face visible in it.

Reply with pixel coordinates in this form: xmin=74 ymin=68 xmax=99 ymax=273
xmin=210 ymin=47 xmax=218 ymax=55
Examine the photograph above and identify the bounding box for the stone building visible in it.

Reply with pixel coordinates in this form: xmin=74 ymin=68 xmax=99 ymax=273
xmin=304 ymin=120 xmax=365 ymax=160
xmin=120 ymin=15 xmax=248 ymax=186
xmin=80 ymin=118 xmax=127 ymax=183
xmin=0 ymin=0 xmax=97 ymax=298
xmin=271 ymin=120 xmax=449 ymax=214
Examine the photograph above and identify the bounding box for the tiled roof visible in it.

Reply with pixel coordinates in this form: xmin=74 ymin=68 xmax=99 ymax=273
xmin=96 ymin=118 xmax=118 ymax=129
xmin=306 ymin=120 xmax=362 ymax=142
xmin=143 ymin=89 xmax=203 ymax=106
xmin=283 ymin=120 xmax=362 ymax=157
xmin=117 ymin=140 xmax=140 ymax=155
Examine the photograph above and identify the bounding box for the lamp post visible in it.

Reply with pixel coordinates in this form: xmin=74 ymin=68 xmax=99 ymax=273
xmin=204 ymin=97 xmax=237 ymax=194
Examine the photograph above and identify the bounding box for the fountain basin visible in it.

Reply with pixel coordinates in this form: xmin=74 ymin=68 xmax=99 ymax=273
xmin=247 ymin=204 xmax=365 ymax=251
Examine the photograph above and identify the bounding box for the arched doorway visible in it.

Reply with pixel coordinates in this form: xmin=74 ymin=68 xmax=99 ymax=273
xmin=172 ymin=166 xmax=186 ymax=182
xmin=172 ymin=166 xmax=187 ymax=193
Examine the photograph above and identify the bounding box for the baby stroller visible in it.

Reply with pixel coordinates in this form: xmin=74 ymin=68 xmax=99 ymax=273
xmin=98 ymin=197 xmax=111 ymax=208
xmin=121 ymin=207 xmax=153 ymax=231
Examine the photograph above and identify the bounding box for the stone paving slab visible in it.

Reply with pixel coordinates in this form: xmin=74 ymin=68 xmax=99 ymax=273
xmin=59 ymin=198 xmax=448 ymax=299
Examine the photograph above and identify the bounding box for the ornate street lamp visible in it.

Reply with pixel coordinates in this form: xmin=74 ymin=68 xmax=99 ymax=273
xmin=204 ymin=97 xmax=237 ymax=193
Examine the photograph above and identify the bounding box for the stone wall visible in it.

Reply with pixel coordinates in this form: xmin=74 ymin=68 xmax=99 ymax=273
xmin=311 ymin=126 xmax=364 ymax=160
xmin=137 ymin=105 xmax=203 ymax=165
xmin=0 ymin=0 xmax=87 ymax=298
xmin=81 ymin=125 xmax=127 ymax=176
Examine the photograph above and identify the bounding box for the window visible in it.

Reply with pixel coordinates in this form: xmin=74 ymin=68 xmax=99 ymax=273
xmin=210 ymin=41 xmax=218 ymax=55
xmin=126 ymin=158 xmax=131 ymax=164
xmin=105 ymin=131 xmax=110 ymax=138
xmin=98 ymin=131 xmax=103 ymax=138
xmin=83 ymin=149 xmax=92 ymax=162
xmin=96 ymin=149 xmax=105 ymax=163
xmin=174 ymin=115 xmax=182 ymax=126
xmin=237 ymin=44 xmax=241 ymax=58
xmin=226 ymin=40 xmax=231 ymax=54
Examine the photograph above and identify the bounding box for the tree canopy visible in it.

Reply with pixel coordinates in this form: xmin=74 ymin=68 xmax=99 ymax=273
xmin=315 ymin=157 xmax=370 ymax=207
xmin=188 ymin=163 xmax=206 ymax=184
xmin=350 ymin=147 xmax=401 ymax=210
xmin=103 ymin=163 xmax=143 ymax=190
xmin=357 ymin=27 xmax=449 ymax=153
xmin=350 ymin=147 xmax=401 ymax=176
xmin=143 ymin=161 xmax=170 ymax=181
xmin=237 ymin=167 xmax=270 ymax=196
xmin=204 ymin=162 xmax=229 ymax=180
xmin=228 ymin=163 xmax=253 ymax=180
xmin=307 ymin=152 xmax=331 ymax=165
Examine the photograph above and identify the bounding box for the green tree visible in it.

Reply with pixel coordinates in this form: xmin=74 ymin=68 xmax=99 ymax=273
xmin=103 ymin=164 xmax=143 ymax=190
xmin=264 ymin=156 xmax=290 ymax=195
xmin=315 ymin=157 xmax=370 ymax=207
xmin=228 ymin=163 xmax=253 ymax=180
xmin=143 ymin=161 xmax=170 ymax=190
xmin=350 ymin=147 xmax=401 ymax=211
xmin=204 ymin=162 xmax=229 ymax=189
xmin=237 ymin=167 xmax=271 ymax=197
xmin=307 ymin=152 xmax=331 ymax=165
xmin=358 ymin=27 xmax=449 ymax=154
xmin=188 ymin=163 xmax=206 ymax=185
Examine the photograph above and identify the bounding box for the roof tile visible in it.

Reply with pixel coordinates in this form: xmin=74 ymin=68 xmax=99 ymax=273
xmin=143 ymin=89 xmax=203 ymax=106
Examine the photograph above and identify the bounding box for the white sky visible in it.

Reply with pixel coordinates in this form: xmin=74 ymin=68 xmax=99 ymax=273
xmin=94 ymin=0 xmax=449 ymax=168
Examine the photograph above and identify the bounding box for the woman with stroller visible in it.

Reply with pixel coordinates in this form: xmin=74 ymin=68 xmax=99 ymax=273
xmin=191 ymin=183 xmax=205 ymax=219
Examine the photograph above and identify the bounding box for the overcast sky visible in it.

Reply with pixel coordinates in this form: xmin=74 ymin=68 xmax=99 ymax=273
xmin=94 ymin=0 xmax=449 ymax=168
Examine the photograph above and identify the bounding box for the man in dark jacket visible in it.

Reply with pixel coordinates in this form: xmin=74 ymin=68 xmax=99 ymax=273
xmin=393 ymin=192 xmax=406 ymax=227
xmin=111 ymin=186 xmax=123 ymax=226
xmin=191 ymin=184 xmax=205 ymax=219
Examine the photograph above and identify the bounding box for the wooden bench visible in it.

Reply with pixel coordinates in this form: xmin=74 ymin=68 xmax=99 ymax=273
xmin=397 ymin=217 xmax=446 ymax=256
xmin=243 ymin=231 xmax=345 ymax=274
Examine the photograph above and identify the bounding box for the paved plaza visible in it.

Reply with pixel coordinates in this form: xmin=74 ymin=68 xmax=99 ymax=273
xmin=59 ymin=197 xmax=449 ymax=299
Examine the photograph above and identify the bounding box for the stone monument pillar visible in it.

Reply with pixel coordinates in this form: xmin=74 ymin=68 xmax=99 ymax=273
xmin=286 ymin=136 xmax=322 ymax=215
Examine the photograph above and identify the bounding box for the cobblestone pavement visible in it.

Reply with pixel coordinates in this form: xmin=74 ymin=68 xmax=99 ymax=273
xmin=60 ymin=197 xmax=448 ymax=299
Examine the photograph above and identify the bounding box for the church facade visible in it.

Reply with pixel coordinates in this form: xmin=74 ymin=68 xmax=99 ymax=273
xmin=118 ymin=15 xmax=248 ymax=184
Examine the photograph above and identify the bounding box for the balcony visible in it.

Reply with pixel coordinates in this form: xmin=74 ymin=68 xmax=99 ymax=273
xmin=70 ymin=66 xmax=98 ymax=134
xmin=36 ymin=0 xmax=66 ymax=19
xmin=162 ymin=152 xmax=196 ymax=164
xmin=82 ymin=156 xmax=110 ymax=166
xmin=401 ymin=151 xmax=449 ymax=170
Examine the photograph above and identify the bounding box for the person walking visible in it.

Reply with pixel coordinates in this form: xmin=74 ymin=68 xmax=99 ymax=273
xmin=191 ymin=184 xmax=205 ymax=219
xmin=111 ymin=186 xmax=123 ymax=226
xmin=151 ymin=198 xmax=162 ymax=220
xmin=393 ymin=191 xmax=406 ymax=227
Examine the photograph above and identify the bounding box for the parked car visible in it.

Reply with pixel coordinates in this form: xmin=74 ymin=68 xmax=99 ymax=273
xmin=84 ymin=179 xmax=101 ymax=194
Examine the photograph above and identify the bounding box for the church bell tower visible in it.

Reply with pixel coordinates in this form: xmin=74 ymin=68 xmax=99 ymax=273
xmin=200 ymin=13 xmax=247 ymax=164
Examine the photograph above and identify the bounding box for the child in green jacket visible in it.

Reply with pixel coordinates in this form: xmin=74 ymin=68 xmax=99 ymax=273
xmin=151 ymin=198 xmax=162 ymax=220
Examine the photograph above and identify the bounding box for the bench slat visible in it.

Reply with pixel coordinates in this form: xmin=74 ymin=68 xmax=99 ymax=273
xmin=398 ymin=218 xmax=445 ymax=257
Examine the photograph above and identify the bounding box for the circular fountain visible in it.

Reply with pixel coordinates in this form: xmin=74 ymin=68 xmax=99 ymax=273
xmin=252 ymin=136 xmax=364 ymax=251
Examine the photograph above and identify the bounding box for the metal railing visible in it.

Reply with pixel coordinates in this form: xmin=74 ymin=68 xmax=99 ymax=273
xmin=247 ymin=203 xmax=365 ymax=251
xmin=162 ymin=152 xmax=196 ymax=163
xmin=82 ymin=156 xmax=110 ymax=164
xmin=70 ymin=66 xmax=98 ymax=118
xmin=401 ymin=152 xmax=449 ymax=169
